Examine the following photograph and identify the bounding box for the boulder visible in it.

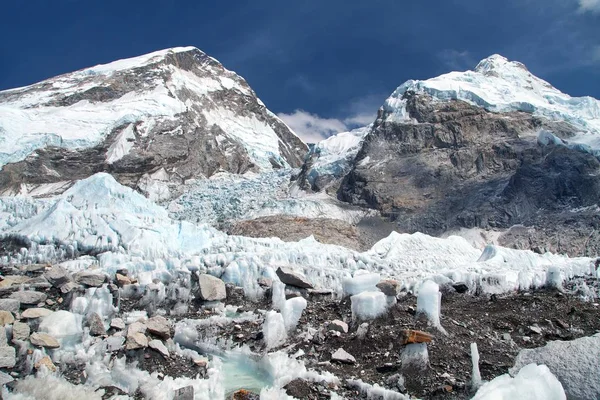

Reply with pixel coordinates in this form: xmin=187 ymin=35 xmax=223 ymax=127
xmin=110 ymin=318 xmax=125 ymax=330
xmin=331 ymin=348 xmax=356 ymax=364
xmin=0 ymin=311 xmax=14 ymax=326
xmin=34 ymin=355 xmax=57 ymax=372
xmin=198 ymin=274 xmax=226 ymax=301
xmin=328 ymin=320 xmax=348 ymax=334
xmin=452 ymin=282 xmax=469 ymax=294
xmin=0 ymin=276 xmax=30 ymax=288
xmin=148 ymin=339 xmax=170 ymax=357
xmin=275 ymin=267 xmax=313 ymax=289
xmin=12 ymin=321 xmax=30 ymax=341
xmin=60 ymin=281 xmax=78 ymax=294
xmin=0 ymin=371 xmax=14 ymax=386
xmin=21 ymin=308 xmax=53 ymax=319
xmin=376 ymin=279 xmax=402 ymax=296
xmin=87 ymin=312 xmax=106 ymax=336
xmin=146 ymin=316 xmax=170 ymax=339
xmin=115 ymin=273 xmax=131 ymax=286
xmin=0 ymin=299 xmax=20 ymax=313
xmin=30 ymin=332 xmax=60 ymax=348
xmin=44 ymin=266 xmax=71 ymax=287
xmin=0 ymin=346 xmax=16 ymax=368
xmin=128 ymin=321 xmax=146 ymax=335
xmin=74 ymin=271 xmax=106 ymax=287
xmin=9 ymin=290 xmax=47 ymax=305
xmin=126 ymin=332 xmax=148 ymax=349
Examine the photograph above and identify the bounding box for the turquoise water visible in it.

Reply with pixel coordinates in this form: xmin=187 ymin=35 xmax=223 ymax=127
xmin=221 ymin=354 xmax=272 ymax=395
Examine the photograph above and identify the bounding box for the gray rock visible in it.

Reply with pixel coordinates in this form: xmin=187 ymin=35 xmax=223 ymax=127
xmin=21 ymin=308 xmax=53 ymax=319
xmin=60 ymin=281 xmax=78 ymax=294
xmin=30 ymin=332 xmax=60 ymax=348
xmin=511 ymin=333 xmax=600 ymax=400
xmin=331 ymin=348 xmax=356 ymax=364
xmin=44 ymin=266 xmax=71 ymax=287
xmin=74 ymin=271 xmax=106 ymax=287
xmin=197 ymin=274 xmax=226 ymax=301
xmin=87 ymin=312 xmax=106 ymax=336
xmin=0 ymin=299 xmax=20 ymax=313
xmin=0 ymin=311 xmax=14 ymax=326
xmin=9 ymin=290 xmax=47 ymax=305
xmin=0 ymin=370 xmax=14 ymax=385
xmin=126 ymin=332 xmax=148 ymax=350
xmin=0 ymin=327 xmax=6 ymax=346
xmin=12 ymin=322 xmax=30 ymax=341
xmin=0 ymin=346 xmax=16 ymax=368
xmin=376 ymin=279 xmax=402 ymax=296
xmin=148 ymin=339 xmax=170 ymax=357
xmin=275 ymin=267 xmax=313 ymax=289
xmin=146 ymin=316 xmax=170 ymax=339
xmin=128 ymin=321 xmax=146 ymax=335
xmin=328 ymin=320 xmax=348 ymax=334
xmin=24 ymin=264 xmax=47 ymax=273
xmin=110 ymin=318 xmax=125 ymax=330
xmin=174 ymin=385 xmax=194 ymax=400
xmin=24 ymin=276 xmax=51 ymax=289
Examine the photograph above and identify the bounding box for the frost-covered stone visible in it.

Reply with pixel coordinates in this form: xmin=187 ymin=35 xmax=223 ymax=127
xmin=105 ymin=335 xmax=125 ymax=352
xmin=146 ymin=316 xmax=171 ymax=339
xmin=328 ymin=320 xmax=348 ymax=334
xmin=21 ymin=307 xmax=53 ymax=319
xmin=197 ymin=274 xmax=226 ymax=301
xmin=12 ymin=321 xmax=30 ymax=341
xmin=10 ymin=290 xmax=47 ymax=305
xmin=0 ymin=346 xmax=16 ymax=368
xmin=510 ymin=334 xmax=600 ymax=400
xmin=126 ymin=332 xmax=148 ymax=349
xmin=149 ymin=339 xmax=170 ymax=357
xmin=351 ymin=291 xmax=387 ymax=321
xmin=331 ymin=348 xmax=356 ymax=364
xmin=174 ymin=385 xmax=194 ymax=400
xmin=473 ymin=363 xmax=566 ymax=400
xmin=276 ymin=267 xmax=313 ymax=289
xmin=343 ymin=272 xmax=380 ymax=296
xmin=263 ymin=310 xmax=287 ymax=349
xmin=87 ymin=312 xmax=106 ymax=336
xmin=401 ymin=343 xmax=428 ymax=370
xmin=74 ymin=271 xmax=106 ymax=287
xmin=0 ymin=299 xmax=20 ymax=314
xmin=30 ymin=332 xmax=60 ymax=348
xmin=0 ymin=311 xmax=14 ymax=326
xmin=376 ymin=279 xmax=402 ymax=296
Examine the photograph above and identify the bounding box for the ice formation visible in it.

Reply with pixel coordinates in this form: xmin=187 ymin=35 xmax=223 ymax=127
xmin=400 ymin=343 xmax=429 ymax=369
xmin=282 ymin=297 xmax=307 ymax=332
xmin=471 ymin=342 xmax=482 ymax=390
xmin=416 ymin=280 xmax=445 ymax=333
xmin=262 ymin=311 xmax=287 ymax=350
xmin=472 ymin=363 xmax=566 ymax=400
xmin=343 ymin=272 xmax=381 ymax=296
xmin=351 ymin=291 xmax=388 ymax=321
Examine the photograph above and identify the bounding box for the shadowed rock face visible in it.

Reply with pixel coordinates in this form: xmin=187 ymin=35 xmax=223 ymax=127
xmin=337 ymin=92 xmax=600 ymax=255
xmin=0 ymin=48 xmax=307 ymax=198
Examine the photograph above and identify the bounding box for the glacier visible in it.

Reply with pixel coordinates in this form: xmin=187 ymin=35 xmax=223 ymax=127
xmin=0 ymin=173 xmax=595 ymax=300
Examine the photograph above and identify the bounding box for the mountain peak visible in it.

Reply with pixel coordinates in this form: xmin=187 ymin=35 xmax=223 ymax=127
xmin=474 ymin=54 xmax=529 ymax=76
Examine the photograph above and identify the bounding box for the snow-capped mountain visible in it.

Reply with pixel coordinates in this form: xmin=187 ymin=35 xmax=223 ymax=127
xmin=383 ymin=54 xmax=600 ymax=133
xmin=0 ymin=47 xmax=307 ymax=199
xmin=331 ymin=55 xmax=600 ymax=256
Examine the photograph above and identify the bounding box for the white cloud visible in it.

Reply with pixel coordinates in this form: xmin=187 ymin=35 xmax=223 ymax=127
xmin=578 ymin=0 xmax=600 ymax=13
xmin=277 ymin=110 xmax=348 ymax=143
xmin=278 ymin=94 xmax=384 ymax=143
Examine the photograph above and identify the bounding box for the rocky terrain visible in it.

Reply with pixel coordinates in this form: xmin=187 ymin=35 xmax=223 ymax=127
xmin=0 ymin=263 xmax=597 ymax=399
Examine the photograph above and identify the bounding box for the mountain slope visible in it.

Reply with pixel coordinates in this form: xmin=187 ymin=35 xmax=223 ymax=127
xmin=336 ymin=55 xmax=600 ymax=256
xmin=0 ymin=47 xmax=307 ymax=199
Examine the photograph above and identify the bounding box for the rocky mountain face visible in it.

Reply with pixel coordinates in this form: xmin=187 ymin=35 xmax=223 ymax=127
xmin=331 ymin=56 xmax=600 ymax=256
xmin=0 ymin=47 xmax=307 ymax=200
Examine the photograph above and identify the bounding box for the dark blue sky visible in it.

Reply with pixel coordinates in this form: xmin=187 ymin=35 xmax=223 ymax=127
xmin=1 ymin=0 xmax=599 ymax=140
